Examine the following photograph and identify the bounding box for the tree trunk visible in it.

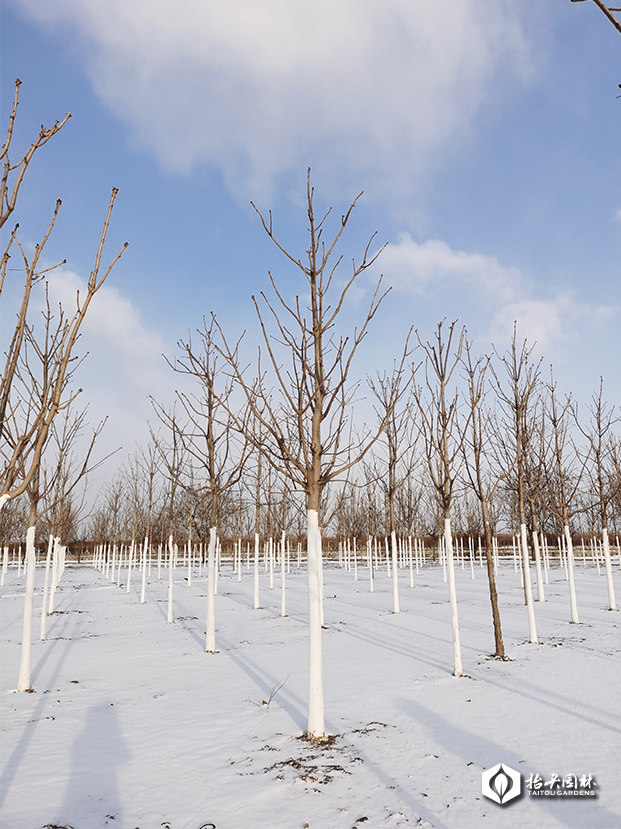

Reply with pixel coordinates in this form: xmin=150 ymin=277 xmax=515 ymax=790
xmin=17 ymin=524 xmax=36 ymax=691
xmin=206 ymin=526 xmax=217 ymax=652
xmin=532 ymin=530 xmax=545 ymax=602
xmin=40 ymin=534 xmax=53 ymax=641
xmin=390 ymin=529 xmax=400 ymax=614
xmin=281 ymin=529 xmax=286 ymax=617
xmin=253 ymin=532 xmax=260 ymax=609
xmin=601 ymin=529 xmax=617 ymax=611
xmin=306 ymin=508 xmax=325 ymax=739
xmin=140 ymin=536 xmax=148 ymax=604
xmin=167 ymin=535 xmax=174 ymax=623
xmin=444 ymin=517 xmax=463 ymax=677
xmin=564 ymin=525 xmax=580 ymax=624
xmin=481 ymin=503 xmax=505 ymax=659
xmin=520 ymin=523 xmax=538 ymax=642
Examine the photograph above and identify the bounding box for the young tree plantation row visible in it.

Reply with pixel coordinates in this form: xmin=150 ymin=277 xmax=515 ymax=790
xmin=1 ymin=83 xmax=619 ymax=742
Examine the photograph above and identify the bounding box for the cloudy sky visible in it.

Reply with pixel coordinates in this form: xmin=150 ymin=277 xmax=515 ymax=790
xmin=1 ymin=1 xmax=620 ymax=485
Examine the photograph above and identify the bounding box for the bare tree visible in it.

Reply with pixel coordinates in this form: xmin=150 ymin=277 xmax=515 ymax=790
xmin=368 ymin=341 xmax=414 ymax=613
xmin=13 ymin=309 xmax=107 ymax=690
xmin=543 ymin=372 xmax=590 ymax=623
xmin=577 ymin=380 xmax=618 ymax=610
xmin=491 ymin=328 xmax=540 ymax=644
xmin=213 ymin=172 xmax=393 ymax=739
xmin=157 ymin=318 xmax=252 ymax=651
xmin=413 ymin=320 xmax=468 ymax=677
xmin=1 ymin=189 xmax=127 ymax=513
xmin=460 ymin=340 xmax=508 ymax=658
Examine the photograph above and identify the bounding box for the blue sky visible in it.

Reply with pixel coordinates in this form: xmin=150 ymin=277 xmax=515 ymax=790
xmin=2 ymin=1 xmax=620 ymax=481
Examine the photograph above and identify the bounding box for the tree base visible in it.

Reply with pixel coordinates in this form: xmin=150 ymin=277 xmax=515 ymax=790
xmin=300 ymin=732 xmax=335 ymax=746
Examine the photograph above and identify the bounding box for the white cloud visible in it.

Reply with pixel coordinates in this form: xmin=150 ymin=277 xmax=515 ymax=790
xmin=378 ymin=234 xmax=521 ymax=304
xmin=378 ymin=233 xmax=614 ymax=354
xmin=485 ymin=296 xmax=614 ymax=354
xmin=16 ymin=0 xmax=531 ymax=196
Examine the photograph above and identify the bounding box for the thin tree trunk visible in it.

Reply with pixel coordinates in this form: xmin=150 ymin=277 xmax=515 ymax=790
xmin=602 ymin=529 xmax=617 ymax=611
xmin=253 ymin=532 xmax=260 ymax=609
xmin=532 ymin=530 xmax=545 ymax=602
xmin=390 ymin=529 xmax=400 ymax=613
xmin=520 ymin=523 xmax=538 ymax=642
xmin=40 ymin=534 xmax=53 ymax=641
xmin=167 ymin=535 xmax=174 ymax=623
xmin=564 ymin=525 xmax=580 ymax=624
xmin=281 ymin=530 xmax=286 ymax=617
xmin=481 ymin=504 xmax=505 ymax=659
xmin=140 ymin=535 xmax=148 ymax=604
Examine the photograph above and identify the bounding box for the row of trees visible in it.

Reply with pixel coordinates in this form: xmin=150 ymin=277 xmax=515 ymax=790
xmin=2 ymin=89 xmax=618 ymax=739
xmin=5 ymin=359 xmax=617 ymax=553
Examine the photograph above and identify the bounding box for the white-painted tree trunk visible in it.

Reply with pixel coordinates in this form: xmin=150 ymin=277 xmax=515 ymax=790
xmin=17 ymin=526 xmax=37 ymax=691
xmin=167 ymin=535 xmax=174 ymax=623
xmin=307 ymin=509 xmax=325 ymax=739
xmin=409 ymin=536 xmax=414 ymax=587
xmin=253 ymin=533 xmax=260 ymax=609
xmin=40 ymin=534 xmax=54 ymax=641
xmin=187 ymin=538 xmax=192 ymax=587
xmin=444 ymin=518 xmax=463 ymax=677
xmin=564 ymin=525 xmax=580 ymax=624
xmin=126 ymin=540 xmax=134 ymax=593
xmin=48 ymin=537 xmax=60 ymax=615
xmin=533 ymin=531 xmax=545 ymax=601
xmin=214 ymin=539 xmax=219 ymax=595
xmin=391 ymin=530 xmax=400 ymax=614
xmin=441 ymin=536 xmax=447 ymax=583
xmin=206 ymin=527 xmax=216 ymax=652
xmin=520 ymin=523 xmax=538 ymax=643
xmin=601 ymin=530 xmax=617 ymax=611
xmin=140 ymin=536 xmax=148 ymax=604
xmin=1 ymin=545 xmax=8 ymax=586
xmin=281 ymin=530 xmax=286 ymax=617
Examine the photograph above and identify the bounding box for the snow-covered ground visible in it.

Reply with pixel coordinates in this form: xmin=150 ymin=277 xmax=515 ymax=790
xmin=1 ymin=554 xmax=620 ymax=829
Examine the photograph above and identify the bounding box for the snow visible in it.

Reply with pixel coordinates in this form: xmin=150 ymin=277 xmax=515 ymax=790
xmin=1 ymin=554 xmax=620 ymax=829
